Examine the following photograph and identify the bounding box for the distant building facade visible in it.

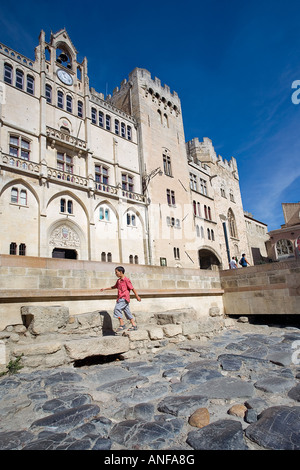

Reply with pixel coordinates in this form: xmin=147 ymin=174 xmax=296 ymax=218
xmin=267 ymin=203 xmax=300 ymax=261
xmin=0 ymin=29 xmax=256 ymax=269
xmin=244 ymin=211 xmax=269 ymax=264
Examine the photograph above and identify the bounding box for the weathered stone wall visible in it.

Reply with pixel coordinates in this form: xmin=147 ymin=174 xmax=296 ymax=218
xmin=0 ymin=304 xmax=225 ymax=371
xmin=220 ymin=260 xmax=300 ymax=315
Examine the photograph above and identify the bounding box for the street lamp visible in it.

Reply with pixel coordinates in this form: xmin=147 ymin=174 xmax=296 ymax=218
xmin=142 ymin=167 xmax=163 ymax=193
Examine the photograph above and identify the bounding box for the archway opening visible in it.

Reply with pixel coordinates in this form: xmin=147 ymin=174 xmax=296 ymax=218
xmin=198 ymin=249 xmax=220 ymax=270
xmin=52 ymin=248 xmax=77 ymax=259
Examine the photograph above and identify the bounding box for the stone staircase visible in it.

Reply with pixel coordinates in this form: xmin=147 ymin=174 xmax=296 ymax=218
xmin=0 ymin=305 xmax=225 ymax=371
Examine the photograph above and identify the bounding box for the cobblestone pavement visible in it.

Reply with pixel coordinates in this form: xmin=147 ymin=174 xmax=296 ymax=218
xmin=0 ymin=320 xmax=299 ymax=451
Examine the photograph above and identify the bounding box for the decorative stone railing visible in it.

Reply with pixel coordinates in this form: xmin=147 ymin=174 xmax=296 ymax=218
xmin=1 ymin=153 xmax=40 ymax=174
xmin=46 ymin=126 xmax=87 ymax=151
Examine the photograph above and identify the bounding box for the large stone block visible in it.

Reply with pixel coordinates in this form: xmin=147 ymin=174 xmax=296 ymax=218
xmin=21 ymin=306 xmax=69 ymax=335
xmin=64 ymin=335 xmax=129 ymax=360
xmin=154 ymin=308 xmax=198 ymax=325
xmin=163 ymin=324 xmax=182 ymax=337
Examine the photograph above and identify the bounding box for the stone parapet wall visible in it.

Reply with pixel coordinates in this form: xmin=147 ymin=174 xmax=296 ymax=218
xmin=220 ymin=260 xmax=300 ymax=315
xmin=0 ymin=255 xmax=223 ymax=330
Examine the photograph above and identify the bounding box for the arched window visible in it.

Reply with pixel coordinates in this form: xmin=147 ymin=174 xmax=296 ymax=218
xmin=4 ymin=63 xmax=13 ymax=84
xmin=228 ymin=208 xmax=238 ymax=238
xmin=20 ymin=189 xmax=27 ymax=205
xmin=276 ymin=239 xmax=294 ymax=258
xmin=9 ymin=242 xmax=17 ymax=255
xmin=19 ymin=243 xmax=26 ymax=256
xmin=67 ymin=200 xmax=73 ymax=214
xmin=60 ymin=198 xmax=66 ymax=212
xmin=11 ymin=188 xmax=18 ymax=203
xmin=127 ymin=212 xmax=136 ymax=226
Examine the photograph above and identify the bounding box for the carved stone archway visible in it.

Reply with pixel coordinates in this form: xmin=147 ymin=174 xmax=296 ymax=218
xmin=49 ymin=224 xmax=81 ymax=259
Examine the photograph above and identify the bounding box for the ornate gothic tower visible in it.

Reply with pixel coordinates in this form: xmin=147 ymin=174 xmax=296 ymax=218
xmin=110 ymin=68 xmax=193 ymax=267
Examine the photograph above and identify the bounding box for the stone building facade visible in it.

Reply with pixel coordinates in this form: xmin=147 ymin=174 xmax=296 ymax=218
xmin=0 ymin=29 xmax=253 ymax=270
xmin=244 ymin=211 xmax=269 ymax=264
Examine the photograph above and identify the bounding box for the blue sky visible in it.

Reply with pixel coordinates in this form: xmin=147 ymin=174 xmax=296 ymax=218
xmin=1 ymin=0 xmax=299 ymax=231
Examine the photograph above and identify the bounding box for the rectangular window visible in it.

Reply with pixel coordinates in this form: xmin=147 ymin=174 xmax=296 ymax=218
xmin=57 ymin=152 xmax=73 ymax=173
xmin=57 ymin=90 xmax=64 ymax=109
xmin=19 ymin=243 xmax=26 ymax=256
xmin=99 ymin=111 xmax=104 ymax=127
xmin=9 ymin=136 xmax=30 ymax=160
xmin=20 ymin=189 xmax=27 ymax=205
xmin=121 ymin=122 xmax=126 ymax=137
xmin=200 ymin=178 xmax=207 ymax=195
xmin=20 ymin=139 xmax=30 ymax=160
xmin=46 ymin=84 xmax=52 ymax=103
xmin=190 ymin=173 xmax=197 ymax=191
xmin=26 ymin=75 xmax=34 ymax=94
xmin=78 ymin=101 xmax=83 ymax=118
xmin=16 ymin=70 xmax=24 ymax=89
xmin=11 ymin=188 xmax=18 ymax=203
xmin=66 ymin=95 xmax=72 ymax=113
xmin=106 ymin=115 xmax=111 ymax=131
xmin=95 ymin=164 xmax=109 ymax=185
xmin=115 ymin=120 xmax=119 ymax=135
xmin=122 ymin=173 xmax=134 ymax=192
xmin=9 ymin=242 xmax=17 ymax=255
xmin=166 ymin=189 xmax=175 ymax=206
xmin=60 ymin=198 xmax=66 ymax=212
xmin=67 ymin=200 xmax=73 ymax=214
xmin=163 ymin=154 xmax=172 ymax=176
xmin=91 ymin=108 xmax=97 ymax=124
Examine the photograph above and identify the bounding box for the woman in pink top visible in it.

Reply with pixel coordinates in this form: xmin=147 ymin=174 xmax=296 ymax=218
xmin=100 ymin=266 xmax=141 ymax=332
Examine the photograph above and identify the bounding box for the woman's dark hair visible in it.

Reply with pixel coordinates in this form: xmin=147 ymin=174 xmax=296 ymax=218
xmin=115 ymin=266 xmax=125 ymax=274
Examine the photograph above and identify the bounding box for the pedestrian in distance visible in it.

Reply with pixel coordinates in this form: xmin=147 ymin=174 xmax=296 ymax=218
xmin=239 ymin=253 xmax=250 ymax=267
xmin=229 ymin=256 xmax=238 ymax=269
xmin=100 ymin=266 xmax=141 ymax=332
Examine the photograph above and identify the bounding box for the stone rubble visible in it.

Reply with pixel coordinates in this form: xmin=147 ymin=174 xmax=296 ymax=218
xmin=0 ymin=318 xmax=299 ymax=450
